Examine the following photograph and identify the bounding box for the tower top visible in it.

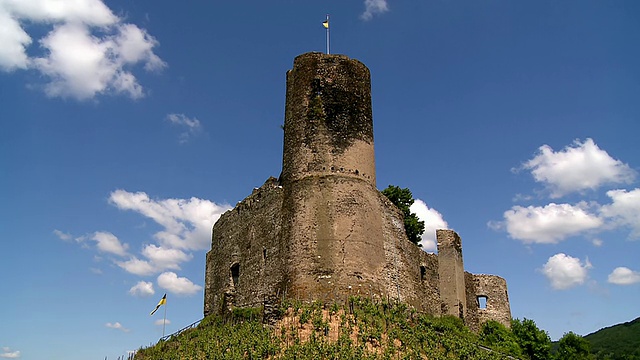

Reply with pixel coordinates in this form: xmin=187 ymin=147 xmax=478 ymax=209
xmin=281 ymin=52 xmax=376 ymax=186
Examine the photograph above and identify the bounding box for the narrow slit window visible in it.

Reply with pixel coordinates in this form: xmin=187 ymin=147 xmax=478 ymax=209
xmin=231 ymin=263 xmax=240 ymax=287
xmin=477 ymin=295 xmax=487 ymax=310
xmin=420 ymin=266 xmax=427 ymax=281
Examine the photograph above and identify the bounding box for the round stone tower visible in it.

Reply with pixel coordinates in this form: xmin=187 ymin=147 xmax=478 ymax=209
xmin=281 ymin=52 xmax=376 ymax=186
xmin=280 ymin=52 xmax=386 ymax=301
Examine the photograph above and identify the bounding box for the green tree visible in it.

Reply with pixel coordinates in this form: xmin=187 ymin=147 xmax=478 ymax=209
xmin=381 ymin=185 xmax=425 ymax=245
xmin=555 ymin=332 xmax=593 ymax=360
xmin=479 ymin=320 xmax=523 ymax=357
xmin=511 ymin=318 xmax=552 ymax=360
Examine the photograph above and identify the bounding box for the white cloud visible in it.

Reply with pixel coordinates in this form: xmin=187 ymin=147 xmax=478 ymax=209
xmin=361 ymin=0 xmax=389 ymax=20
xmin=0 ymin=347 xmax=20 ymax=359
xmin=109 ymin=190 xmax=230 ymax=250
xmin=116 ymin=244 xmax=193 ymax=276
xmin=32 ymin=23 xmax=160 ymax=99
xmin=167 ymin=113 xmax=203 ymax=143
xmin=154 ymin=319 xmax=171 ymax=326
xmin=591 ymin=238 xmax=603 ymax=247
xmin=53 ymin=229 xmax=72 ymax=241
xmin=520 ymin=138 xmax=635 ymax=198
xmin=541 ymin=253 xmax=591 ymax=290
xmin=1 ymin=0 xmax=117 ymax=25
xmin=0 ymin=0 xmax=164 ymax=99
xmin=141 ymin=244 xmax=192 ymax=270
xmin=114 ymin=24 xmax=165 ymax=71
xmin=129 ymin=281 xmax=155 ymax=297
xmin=600 ymin=188 xmax=640 ymax=239
xmin=608 ymin=267 xmax=640 ymax=285
xmin=157 ymin=272 xmax=202 ymax=296
xmin=512 ymin=193 xmax=533 ymax=202
xmin=411 ymin=199 xmax=448 ymax=252
xmin=0 ymin=9 xmax=31 ymax=71
xmin=501 ymin=203 xmax=602 ymax=244
xmin=92 ymin=231 xmax=129 ymax=256
xmin=105 ymin=322 xmax=130 ymax=332
xmin=116 ymin=257 xmax=156 ymax=276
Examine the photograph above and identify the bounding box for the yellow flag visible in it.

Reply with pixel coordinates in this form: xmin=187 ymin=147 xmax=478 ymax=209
xmin=322 ymin=20 xmax=329 ymax=29
xmin=150 ymin=294 xmax=166 ymax=316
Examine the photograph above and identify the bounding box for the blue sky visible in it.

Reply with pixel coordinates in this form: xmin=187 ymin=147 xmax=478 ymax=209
xmin=1 ymin=0 xmax=639 ymax=358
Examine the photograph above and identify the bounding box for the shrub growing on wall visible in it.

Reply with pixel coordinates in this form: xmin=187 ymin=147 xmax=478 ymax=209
xmin=381 ymin=185 xmax=425 ymax=245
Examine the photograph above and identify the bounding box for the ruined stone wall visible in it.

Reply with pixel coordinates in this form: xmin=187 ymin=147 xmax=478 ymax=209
xmin=464 ymin=273 xmax=512 ymax=332
xmin=203 ymin=177 xmax=284 ymax=316
xmin=379 ymin=193 xmax=441 ymax=314
xmin=437 ymin=230 xmax=468 ymax=319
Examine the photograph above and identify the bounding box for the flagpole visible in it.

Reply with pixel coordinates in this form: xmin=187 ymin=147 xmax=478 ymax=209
xmin=326 ymin=14 xmax=330 ymax=54
xmin=162 ymin=299 xmax=167 ymax=338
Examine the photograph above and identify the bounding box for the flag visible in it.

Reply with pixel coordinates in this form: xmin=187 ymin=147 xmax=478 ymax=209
xmin=150 ymin=294 xmax=166 ymax=316
xmin=322 ymin=20 xmax=329 ymax=29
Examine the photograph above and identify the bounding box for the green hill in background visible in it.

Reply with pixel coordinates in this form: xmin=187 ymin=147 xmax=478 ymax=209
xmin=586 ymin=317 xmax=640 ymax=360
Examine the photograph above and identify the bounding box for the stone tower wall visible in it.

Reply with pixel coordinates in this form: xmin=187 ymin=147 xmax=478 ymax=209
xmin=437 ymin=229 xmax=468 ymax=319
xmin=281 ymin=52 xmax=376 ymax=186
xmin=279 ymin=53 xmax=385 ymax=302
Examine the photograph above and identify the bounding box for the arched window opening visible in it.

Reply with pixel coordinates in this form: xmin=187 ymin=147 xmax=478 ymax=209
xmin=231 ymin=263 xmax=240 ymax=287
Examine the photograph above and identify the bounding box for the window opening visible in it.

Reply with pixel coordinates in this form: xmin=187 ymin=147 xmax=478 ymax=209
xmin=477 ymin=295 xmax=487 ymax=310
xmin=231 ymin=263 xmax=240 ymax=287
xmin=420 ymin=266 xmax=427 ymax=281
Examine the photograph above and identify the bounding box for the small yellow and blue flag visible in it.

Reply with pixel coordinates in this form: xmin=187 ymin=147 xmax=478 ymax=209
xmin=149 ymin=294 xmax=166 ymax=316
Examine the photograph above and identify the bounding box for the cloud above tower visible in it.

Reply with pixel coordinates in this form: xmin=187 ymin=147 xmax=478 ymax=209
xmin=0 ymin=0 xmax=165 ymax=99
xmin=541 ymin=253 xmax=591 ymax=290
xmin=411 ymin=199 xmax=449 ymax=252
xmin=518 ymin=138 xmax=635 ymax=198
xmin=361 ymin=0 xmax=389 ymax=20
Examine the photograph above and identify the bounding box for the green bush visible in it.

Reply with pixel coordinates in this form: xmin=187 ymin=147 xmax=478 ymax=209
xmin=381 ymin=185 xmax=425 ymax=245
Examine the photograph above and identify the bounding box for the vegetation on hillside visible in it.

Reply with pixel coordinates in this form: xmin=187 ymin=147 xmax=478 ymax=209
xmin=555 ymin=331 xmax=594 ymax=360
xmin=585 ymin=317 xmax=640 ymax=360
xmin=381 ymin=185 xmax=425 ymax=245
xmin=479 ymin=320 xmax=523 ymax=357
xmin=135 ymin=297 xmax=520 ymax=359
xmin=135 ymin=298 xmax=635 ymax=359
xmin=511 ymin=318 xmax=552 ymax=360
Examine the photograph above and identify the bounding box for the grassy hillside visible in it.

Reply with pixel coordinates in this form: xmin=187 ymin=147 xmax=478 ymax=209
xmin=135 ymin=298 xmax=521 ymax=359
xmin=586 ymin=317 xmax=640 ymax=360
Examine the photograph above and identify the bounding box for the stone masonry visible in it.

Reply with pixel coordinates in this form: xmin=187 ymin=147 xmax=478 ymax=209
xmin=204 ymin=52 xmax=512 ymax=331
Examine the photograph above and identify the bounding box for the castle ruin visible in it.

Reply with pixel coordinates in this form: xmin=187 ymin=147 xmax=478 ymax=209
xmin=204 ymin=52 xmax=511 ymax=331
